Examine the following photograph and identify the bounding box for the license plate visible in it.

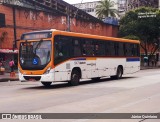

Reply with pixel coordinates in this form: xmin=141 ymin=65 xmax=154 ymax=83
xmin=29 ymin=78 xmax=36 ymax=81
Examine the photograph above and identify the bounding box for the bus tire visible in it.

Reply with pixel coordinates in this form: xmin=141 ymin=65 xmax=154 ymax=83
xmin=69 ymin=70 xmax=80 ymax=86
xmin=111 ymin=66 xmax=123 ymax=80
xmin=41 ymin=82 xmax=52 ymax=87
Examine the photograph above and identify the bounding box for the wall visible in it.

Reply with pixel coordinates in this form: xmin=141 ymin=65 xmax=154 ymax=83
xmin=0 ymin=5 xmax=118 ymax=49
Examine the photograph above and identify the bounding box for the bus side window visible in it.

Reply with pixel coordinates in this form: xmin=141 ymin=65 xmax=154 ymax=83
xmin=82 ymin=39 xmax=94 ymax=56
xmin=94 ymin=43 xmax=99 ymax=56
xmin=106 ymin=41 xmax=111 ymax=56
xmin=73 ymin=39 xmax=81 ymax=57
xmin=110 ymin=41 xmax=116 ymax=56
xmin=123 ymin=43 xmax=126 ymax=56
xmin=94 ymin=40 xmax=105 ymax=56
xmin=82 ymin=43 xmax=86 ymax=55
xmin=137 ymin=44 xmax=140 ymax=56
xmin=54 ymin=41 xmax=63 ymax=58
xmin=114 ymin=42 xmax=119 ymax=56
xmin=54 ymin=36 xmax=72 ymax=65
xmin=132 ymin=44 xmax=138 ymax=56
xmin=119 ymin=42 xmax=124 ymax=56
xmin=125 ymin=43 xmax=132 ymax=56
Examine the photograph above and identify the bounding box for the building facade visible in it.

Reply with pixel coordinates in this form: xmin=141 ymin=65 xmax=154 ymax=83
xmin=73 ymin=0 xmax=119 ymax=25
xmin=118 ymin=0 xmax=159 ymax=17
xmin=73 ymin=1 xmax=100 ymax=17
xmin=0 ymin=0 xmax=118 ymax=71
xmin=73 ymin=0 xmax=118 ymax=18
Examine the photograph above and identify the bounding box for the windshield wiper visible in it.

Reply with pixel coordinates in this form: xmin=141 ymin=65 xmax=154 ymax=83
xmin=33 ymin=39 xmax=43 ymax=54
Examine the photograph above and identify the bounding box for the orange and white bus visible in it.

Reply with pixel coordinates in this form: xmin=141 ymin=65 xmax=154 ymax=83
xmin=18 ymin=29 xmax=140 ymax=86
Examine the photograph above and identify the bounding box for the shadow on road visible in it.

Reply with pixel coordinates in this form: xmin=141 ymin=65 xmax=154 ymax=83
xmin=22 ymin=77 xmax=136 ymax=90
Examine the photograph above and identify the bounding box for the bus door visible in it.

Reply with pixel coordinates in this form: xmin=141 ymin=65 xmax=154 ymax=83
xmin=54 ymin=36 xmax=72 ymax=81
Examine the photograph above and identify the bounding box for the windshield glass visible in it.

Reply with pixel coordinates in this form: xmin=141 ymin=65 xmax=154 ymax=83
xmin=19 ymin=40 xmax=51 ymax=70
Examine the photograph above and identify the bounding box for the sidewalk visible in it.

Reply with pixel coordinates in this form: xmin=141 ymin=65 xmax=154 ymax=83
xmin=0 ymin=72 xmax=19 ymax=82
xmin=140 ymin=66 xmax=160 ymax=70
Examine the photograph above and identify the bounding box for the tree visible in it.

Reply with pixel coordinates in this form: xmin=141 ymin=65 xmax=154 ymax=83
xmin=119 ymin=7 xmax=160 ymax=65
xmin=96 ymin=0 xmax=118 ymax=20
xmin=0 ymin=31 xmax=8 ymax=48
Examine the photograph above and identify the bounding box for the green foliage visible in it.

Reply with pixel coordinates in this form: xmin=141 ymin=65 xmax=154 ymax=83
xmin=119 ymin=7 xmax=160 ymax=60
xmin=96 ymin=0 xmax=118 ymax=19
xmin=123 ymin=35 xmax=139 ymax=40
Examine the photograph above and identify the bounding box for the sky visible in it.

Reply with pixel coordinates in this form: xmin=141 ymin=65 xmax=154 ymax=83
xmin=63 ymin=0 xmax=98 ymax=4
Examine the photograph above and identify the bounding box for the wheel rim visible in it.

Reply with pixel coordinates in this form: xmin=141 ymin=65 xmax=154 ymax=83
xmin=70 ymin=71 xmax=80 ymax=86
xmin=72 ymin=74 xmax=79 ymax=82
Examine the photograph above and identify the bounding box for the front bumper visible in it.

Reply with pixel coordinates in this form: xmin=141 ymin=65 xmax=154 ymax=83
xmin=19 ymin=70 xmax=55 ymax=82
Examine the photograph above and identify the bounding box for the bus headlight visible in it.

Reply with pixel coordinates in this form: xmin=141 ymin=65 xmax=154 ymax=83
xmin=44 ymin=67 xmax=51 ymax=74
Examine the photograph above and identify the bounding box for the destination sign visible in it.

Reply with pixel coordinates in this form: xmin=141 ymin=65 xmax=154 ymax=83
xmin=21 ymin=32 xmax=52 ymax=40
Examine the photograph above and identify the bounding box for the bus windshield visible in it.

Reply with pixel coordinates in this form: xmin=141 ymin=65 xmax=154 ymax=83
xmin=19 ymin=40 xmax=51 ymax=70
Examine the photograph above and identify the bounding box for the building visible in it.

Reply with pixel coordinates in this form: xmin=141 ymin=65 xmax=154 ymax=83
xmin=73 ymin=0 xmax=159 ymax=18
xmin=0 ymin=0 xmax=118 ymax=70
xmin=73 ymin=0 xmax=119 ymax=25
xmin=73 ymin=0 xmax=118 ymax=18
xmin=118 ymin=0 xmax=159 ymax=17
xmin=73 ymin=1 xmax=100 ymax=17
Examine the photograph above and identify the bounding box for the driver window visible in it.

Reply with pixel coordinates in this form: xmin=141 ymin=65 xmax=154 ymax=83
xmin=54 ymin=36 xmax=72 ymax=65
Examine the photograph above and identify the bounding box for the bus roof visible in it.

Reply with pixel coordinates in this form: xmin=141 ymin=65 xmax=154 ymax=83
xmin=23 ymin=29 xmax=140 ymax=44
xmin=51 ymin=29 xmax=140 ymax=44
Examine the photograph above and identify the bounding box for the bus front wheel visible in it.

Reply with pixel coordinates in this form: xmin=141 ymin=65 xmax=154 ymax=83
xmin=41 ymin=82 xmax=52 ymax=87
xmin=69 ymin=70 xmax=80 ymax=86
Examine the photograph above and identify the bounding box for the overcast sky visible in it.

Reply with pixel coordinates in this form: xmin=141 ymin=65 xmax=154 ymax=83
xmin=63 ymin=0 xmax=99 ymax=4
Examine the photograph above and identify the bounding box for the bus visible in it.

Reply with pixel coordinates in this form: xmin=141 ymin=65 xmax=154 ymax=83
xmin=18 ymin=29 xmax=140 ymax=86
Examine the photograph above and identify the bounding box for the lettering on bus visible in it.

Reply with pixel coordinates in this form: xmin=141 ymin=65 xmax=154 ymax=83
xmin=74 ymin=61 xmax=86 ymax=65
xmin=21 ymin=32 xmax=52 ymax=40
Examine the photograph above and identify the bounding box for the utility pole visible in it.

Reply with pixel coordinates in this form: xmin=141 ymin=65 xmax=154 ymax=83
xmin=66 ymin=6 xmax=70 ymax=32
xmin=66 ymin=0 xmax=84 ymax=32
xmin=13 ymin=6 xmax=17 ymax=49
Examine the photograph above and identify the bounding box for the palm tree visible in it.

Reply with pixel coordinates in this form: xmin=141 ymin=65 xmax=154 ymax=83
xmin=96 ymin=0 xmax=118 ymax=20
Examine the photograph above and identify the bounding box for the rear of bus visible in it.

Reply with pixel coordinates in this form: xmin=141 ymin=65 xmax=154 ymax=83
xmin=18 ymin=30 xmax=54 ymax=86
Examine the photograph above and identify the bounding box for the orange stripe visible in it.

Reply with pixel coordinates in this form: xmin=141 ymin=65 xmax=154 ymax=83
xmin=86 ymin=57 xmax=97 ymax=60
xmin=52 ymin=30 xmax=140 ymax=44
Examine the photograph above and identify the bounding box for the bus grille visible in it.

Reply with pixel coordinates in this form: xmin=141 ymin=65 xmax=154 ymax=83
xmin=24 ymin=76 xmax=41 ymax=81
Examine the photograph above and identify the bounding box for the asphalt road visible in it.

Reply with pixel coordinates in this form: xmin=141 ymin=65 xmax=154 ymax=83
xmin=0 ymin=69 xmax=160 ymax=122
